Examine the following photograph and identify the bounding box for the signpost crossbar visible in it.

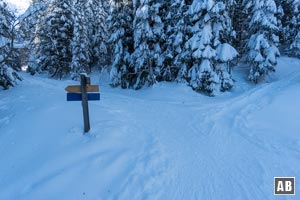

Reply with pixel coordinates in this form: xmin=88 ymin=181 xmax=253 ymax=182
xmin=65 ymin=85 xmax=99 ymax=93
xmin=67 ymin=93 xmax=100 ymax=101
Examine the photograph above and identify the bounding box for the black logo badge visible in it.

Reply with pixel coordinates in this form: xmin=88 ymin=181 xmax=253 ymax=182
xmin=274 ymin=177 xmax=295 ymax=195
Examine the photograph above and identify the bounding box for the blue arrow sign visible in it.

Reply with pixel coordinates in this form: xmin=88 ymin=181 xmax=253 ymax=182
xmin=67 ymin=93 xmax=100 ymax=101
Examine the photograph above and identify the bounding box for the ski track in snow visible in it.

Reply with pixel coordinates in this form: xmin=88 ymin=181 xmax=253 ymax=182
xmin=0 ymin=57 xmax=300 ymax=199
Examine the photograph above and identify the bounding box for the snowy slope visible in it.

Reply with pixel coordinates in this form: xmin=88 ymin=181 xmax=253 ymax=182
xmin=0 ymin=57 xmax=300 ymax=200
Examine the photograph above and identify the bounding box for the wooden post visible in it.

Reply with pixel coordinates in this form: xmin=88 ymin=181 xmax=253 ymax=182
xmin=86 ymin=77 xmax=91 ymax=85
xmin=80 ymin=74 xmax=90 ymax=133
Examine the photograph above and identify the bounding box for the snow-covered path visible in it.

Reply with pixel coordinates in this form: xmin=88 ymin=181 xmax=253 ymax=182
xmin=0 ymin=57 xmax=300 ymax=200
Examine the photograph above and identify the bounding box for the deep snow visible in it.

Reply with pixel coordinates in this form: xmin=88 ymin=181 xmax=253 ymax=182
xmin=0 ymin=57 xmax=300 ymax=200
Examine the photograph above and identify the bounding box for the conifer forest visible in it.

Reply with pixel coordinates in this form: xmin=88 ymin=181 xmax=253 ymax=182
xmin=1 ymin=0 xmax=300 ymax=94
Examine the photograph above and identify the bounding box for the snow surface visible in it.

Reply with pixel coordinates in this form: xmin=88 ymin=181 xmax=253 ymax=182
xmin=0 ymin=57 xmax=300 ymax=199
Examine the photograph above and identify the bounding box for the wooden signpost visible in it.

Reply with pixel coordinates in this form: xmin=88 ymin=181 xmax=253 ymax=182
xmin=65 ymin=74 xmax=100 ymax=133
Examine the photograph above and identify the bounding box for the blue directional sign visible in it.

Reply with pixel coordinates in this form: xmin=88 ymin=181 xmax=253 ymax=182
xmin=67 ymin=93 xmax=100 ymax=101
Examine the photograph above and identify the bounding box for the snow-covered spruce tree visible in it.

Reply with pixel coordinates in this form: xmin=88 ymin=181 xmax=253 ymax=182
xmin=108 ymin=0 xmax=134 ymax=88
xmin=21 ymin=0 xmax=50 ymax=75
xmin=174 ymin=0 xmax=194 ymax=82
xmin=182 ymin=0 xmax=213 ymax=93
xmin=162 ymin=0 xmax=187 ymax=82
xmin=71 ymin=0 xmax=91 ymax=80
xmin=19 ymin=0 xmax=49 ymax=42
xmin=246 ymin=0 xmax=280 ymax=83
xmin=214 ymin=2 xmax=239 ymax=91
xmin=183 ymin=0 xmax=238 ymax=95
xmin=279 ymin=0 xmax=300 ymax=55
xmin=230 ymin=0 xmax=251 ymax=56
xmin=35 ymin=0 xmax=74 ymax=79
xmin=130 ymin=0 xmax=166 ymax=89
xmin=85 ymin=0 xmax=109 ymax=69
xmin=280 ymin=0 xmax=294 ymax=46
xmin=274 ymin=1 xmax=284 ymax=44
xmin=289 ymin=0 xmax=300 ymax=57
xmin=291 ymin=32 xmax=300 ymax=57
xmin=0 ymin=0 xmax=22 ymax=89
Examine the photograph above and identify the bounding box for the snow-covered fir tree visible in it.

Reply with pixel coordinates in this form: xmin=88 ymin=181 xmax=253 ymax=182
xmin=23 ymin=0 xmax=50 ymax=74
xmin=214 ymin=2 xmax=238 ymax=91
xmin=130 ymin=0 xmax=165 ymax=89
xmin=246 ymin=0 xmax=280 ymax=83
xmin=85 ymin=0 xmax=109 ymax=69
xmin=289 ymin=0 xmax=300 ymax=57
xmin=279 ymin=0 xmax=300 ymax=55
xmin=0 ymin=0 xmax=22 ymax=89
xmin=280 ymin=0 xmax=294 ymax=45
xmin=230 ymin=0 xmax=250 ymax=56
xmin=162 ymin=0 xmax=187 ymax=82
xmin=71 ymin=0 xmax=91 ymax=80
xmin=19 ymin=0 xmax=49 ymax=42
xmin=291 ymin=32 xmax=300 ymax=57
xmin=183 ymin=0 xmax=215 ymax=94
xmin=35 ymin=0 xmax=74 ymax=79
xmin=183 ymin=0 xmax=238 ymax=95
xmin=108 ymin=0 xmax=134 ymax=88
xmin=174 ymin=0 xmax=193 ymax=82
xmin=274 ymin=1 xmax=284 ymax=43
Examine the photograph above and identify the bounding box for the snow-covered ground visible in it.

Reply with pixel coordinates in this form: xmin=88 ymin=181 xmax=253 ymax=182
xmin=0 ymin=57 xmax=299 ymax=200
